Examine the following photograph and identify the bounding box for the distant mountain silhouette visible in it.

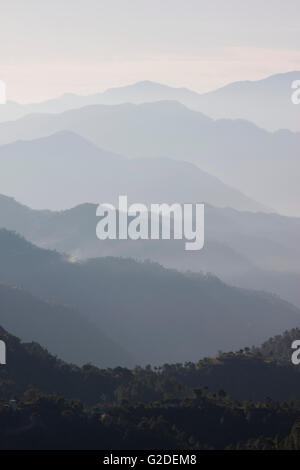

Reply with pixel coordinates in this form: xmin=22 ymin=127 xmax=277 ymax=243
xmin=0 ymin=102 xmax=298 ymax=215
xmin=0 ymin=194 xmax=255 ymax=279
xmin=1 ymin=72 xmax=299 ymax=131
xmin=0 ymin=131 xmax=267 ymax=212
xmin=231 ymin=269 xmax=300 ymax=311
xmin=0 ymin=229 xmax=300 ymax=365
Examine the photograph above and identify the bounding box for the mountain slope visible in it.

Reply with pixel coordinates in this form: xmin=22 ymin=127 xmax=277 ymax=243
xmin=83 ymin=73 xmax=300 ymax=132
xmin=0 ymin=230 xmax=300 ymax=365
xmin=3 ymin=326 xmax=300 ymax=452
xmin=0 ymin=131 xmax=266 ymax=212
xmin=0 ymin=325 xmax=126 ymax=404
xmin=0 ymin=194 xmax=256 ymax=279
xmin=2 ymin=323 xmax=300 ymax=407
xmin=0 ymin=283 xmax=132 ymax=368
xmin=194 ymin=71 xmax=300 ymax=132
xmin=1 ymin=195 xmax=300 ymax=307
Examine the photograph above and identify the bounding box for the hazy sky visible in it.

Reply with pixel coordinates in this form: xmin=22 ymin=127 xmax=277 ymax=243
xmin=1 ymin=0 xmax=300 ymax=102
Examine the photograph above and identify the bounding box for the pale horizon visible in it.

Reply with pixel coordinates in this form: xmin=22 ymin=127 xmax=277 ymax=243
xmin=1 ymin=0 xmax=299 ymax=103
xmin=3 ymin=66 xmax=300 ymax=105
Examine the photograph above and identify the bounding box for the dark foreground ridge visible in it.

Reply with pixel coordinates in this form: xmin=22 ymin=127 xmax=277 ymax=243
xmin=1 ymin=325 xmax=300 ymax=449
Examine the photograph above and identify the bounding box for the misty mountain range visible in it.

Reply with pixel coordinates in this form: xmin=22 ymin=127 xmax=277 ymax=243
xmin=0 ymin=100 xmax=298 ymax=215
xmin=1 ymin=322 xmax=300 ymax=406
xmin=0 ymin=71 xmax=299 ymax=370
xmin=1 ymin=229 xmax=300 ymax=366
xmin=1 ymin=193 xmax=300 ymax=309
xmin=1 ymin=71 xmax=299 ymax=132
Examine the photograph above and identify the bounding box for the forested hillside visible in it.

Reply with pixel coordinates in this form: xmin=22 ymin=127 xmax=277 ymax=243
xmin=1 ymin=325 xmax=300 ymax=449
